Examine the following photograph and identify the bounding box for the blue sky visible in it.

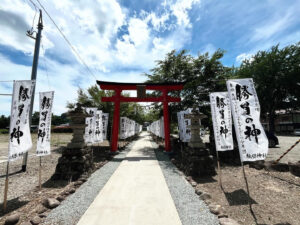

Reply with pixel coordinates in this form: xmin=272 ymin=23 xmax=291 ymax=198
xmin=1 ymin=0 xmax=300 ymax=116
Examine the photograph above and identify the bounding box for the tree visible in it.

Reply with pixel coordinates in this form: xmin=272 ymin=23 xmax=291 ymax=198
xmin=32 ymin=111 xmax=40 ymax=125
xmin=0 ymin=115 xmax=10 ymax=129
xmin=146 ymin=49 xmax=233 ymax=124
xmin=236 ymin=43 xmax=300 ymax=133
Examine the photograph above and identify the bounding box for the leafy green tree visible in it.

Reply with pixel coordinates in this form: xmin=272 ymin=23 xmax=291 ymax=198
xmin=32 ymin=111 xmax=40 ymax=125
xmin=146 ymin=49 xmax=232 ymax=126
xmin=31 ymin=111 xmax=70 ymax=126
xmin=0 ymin=115 xmax=10 ymax=129
xmin=236 ymin=43 xmax=300 ymax=133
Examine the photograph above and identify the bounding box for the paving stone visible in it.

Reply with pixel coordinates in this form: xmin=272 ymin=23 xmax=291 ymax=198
xmin=4 ymin=213 xmax=20 ymax=225
xmin=219 ymin=217 xmax=240 ymax=225
xmin=30 ymin=215 xmax=42 ymax=225
xmin=47 ymin=198 xmax=60 ymax=209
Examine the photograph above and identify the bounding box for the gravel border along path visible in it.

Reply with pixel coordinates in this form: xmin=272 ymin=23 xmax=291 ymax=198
xmin=43 ymin=142 xmax=133 ymax=225
xmin=152 ymin=142 xmax=219 ymax=225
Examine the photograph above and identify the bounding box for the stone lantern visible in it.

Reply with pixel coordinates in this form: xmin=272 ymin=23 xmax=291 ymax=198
xmin=184 ymin=109 xmax=207 ymax=148
xmin=52 ymin=104 xmax=93 ymax=181
xmin=180 ymin=107 xmax=215 ymax=176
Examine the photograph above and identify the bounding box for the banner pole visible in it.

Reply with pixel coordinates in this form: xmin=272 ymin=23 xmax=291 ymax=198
xmin=241 ymin=162 xmax=258 ymax=223
xmin=39 ymin=156 xmax=42 ymax=190
xmin=92 ymin=143 xmax=94 ymax=166
xmin=241 ymin=162 xmax=251 ymax=207
xmin=216 ymin=150 xmax=222 ymax=189
xmin=3 ymin=160 xmax=10 ymax=211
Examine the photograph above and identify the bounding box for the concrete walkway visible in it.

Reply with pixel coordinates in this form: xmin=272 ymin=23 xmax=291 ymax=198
xmin=77 ymin=132 xmax=182 ymax=225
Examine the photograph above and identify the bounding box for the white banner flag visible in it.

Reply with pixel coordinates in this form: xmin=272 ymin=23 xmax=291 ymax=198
xmin=177 ymin=108 xmax=192 ymax=142
xmin=102 ymin=113 xmax=109 ymax=140
xmin=85 ymin=117 xmax=94 ymax=143
xmin=160 ymin=117 xmax=164 ymax=138
xmin=95 ymin=110 xmax=103 ymax=143
xmin=9 ymin=80 xmax=35 ymax=161
xmin=210 ymin=92 xmax=234 ymax=151
xmin=85 ymin=107 xmax=97 ymax=143
xmin=120 ymin=117 xmax=126 ymax=139
xmin=227 ymin=78 xmax=268 ymax=162
xmin=36 ymin=91 xmax=54 ymax=156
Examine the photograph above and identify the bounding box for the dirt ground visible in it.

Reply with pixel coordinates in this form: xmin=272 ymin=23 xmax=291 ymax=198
xmin=0 ymin=132 xmax=123 ymax=225
xmin=0 ymin=133 xmax=73 ymax=162
xmin=193 ymin=164 xmax=300 ymax=225
xmin=0 ymin=133 xmax=299 ymax=225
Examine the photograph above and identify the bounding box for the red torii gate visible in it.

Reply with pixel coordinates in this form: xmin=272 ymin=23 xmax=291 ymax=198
xmin=97 ymin=81 xmax=185 ymax=152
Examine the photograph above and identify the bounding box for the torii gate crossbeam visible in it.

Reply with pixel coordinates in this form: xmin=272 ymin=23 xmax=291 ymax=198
xmin=97 ymin=81 xmax=185 ymax=152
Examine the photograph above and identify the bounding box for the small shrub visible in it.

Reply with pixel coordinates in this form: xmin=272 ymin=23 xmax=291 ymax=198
xmin=0 ymin=129 xmax=9 ymax=134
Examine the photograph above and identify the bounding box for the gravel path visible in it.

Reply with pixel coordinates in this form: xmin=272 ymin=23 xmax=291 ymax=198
xmin=43 ymin=135 xmax=218 ymax=225
xmin=43 ymin=143 xmax=132 ymax=225
xmin=152 ymin=143 xmax=219 ymax=225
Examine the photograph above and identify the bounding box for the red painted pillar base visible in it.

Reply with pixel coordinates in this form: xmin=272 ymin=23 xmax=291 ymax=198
xmin=163 ymin=91 xmax=171 ymax=152
xmin=111 ymin=89 xmax=121 ymax=152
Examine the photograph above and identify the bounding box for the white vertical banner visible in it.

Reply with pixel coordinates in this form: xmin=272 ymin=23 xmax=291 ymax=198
xmin=210 ymin=92 xmax=234 ymax=151
xmin=177 ymin=109 xmax=192 ymax=142
xmin=95 ymin=110 xmax=103 ymax=143
xmin=8 ymin=80 xmax=35 ymax=161
xmin=227 ymin=78 xmax=268 ymax=162
xmin=36 ymin=91 xmax=54 ymax=156
xmin=85 ymin=107 xmax=97 ymax=143
xmin=160 ymin=117 xmax=164 ymax=138
xmin=84 ymin=117 xmax=93 ymax=143
xmin=102 ymin=113 xmax=109 ymax=140
xmin=120 ymin=117 xmax=126 ymax=139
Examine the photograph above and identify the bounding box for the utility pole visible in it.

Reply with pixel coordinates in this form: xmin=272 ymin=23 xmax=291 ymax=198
xmin=22 ymin=10 xmax=43 ymax=172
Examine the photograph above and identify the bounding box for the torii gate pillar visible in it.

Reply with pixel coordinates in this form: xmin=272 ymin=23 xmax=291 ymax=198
xmin=97 ymin=81 xmax=185 ymax=153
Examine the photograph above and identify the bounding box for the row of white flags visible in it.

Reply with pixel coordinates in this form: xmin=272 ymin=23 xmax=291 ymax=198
xmin=148 ymin=117 xmax=164 ymax=138
xmin=84 ymin=107 xmax=109 ymax=144
xmin=120 ymin=117 xmax=142 ymax=139
xmin=8 ymin=80 xmax=110 ymax=161
xmin=210 ymin=78 xmax=268 ymax=162
xmin=8 ymin=80 xmax=54 ymax=161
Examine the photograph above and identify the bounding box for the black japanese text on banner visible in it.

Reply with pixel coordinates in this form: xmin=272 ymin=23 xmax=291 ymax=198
xmin=120 ymin=117 xmax=127 ymax=139
xmin=85 ymin=117 xmax=93 ymax=143
xmin=177 ymin=109 xmax=192 ymax=142
xmin=95 ymin=110 xmax=103 ymax=143
xmin=9 ymin=80 xmax=35 ymax=161
xmin=85 ymin=107 xmax=97 ymax=143
xmin=102 ymin=113 xmax=109 ymax=140
xmin=210 ymin=92 xmax=234 ymax=151
xmin=36 ymin=91 xmax=54 ymax=156
xmin=227 ymin=78 xmax=268 ymax=162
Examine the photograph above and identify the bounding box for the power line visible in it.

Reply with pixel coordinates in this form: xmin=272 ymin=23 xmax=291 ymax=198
xmin=26 ymin=0 xmax=38 ymax=27
xmin=27 ymin=0 xmax=39 ymax=10
xmin=34 ymin=0 xmax=97 ymax=80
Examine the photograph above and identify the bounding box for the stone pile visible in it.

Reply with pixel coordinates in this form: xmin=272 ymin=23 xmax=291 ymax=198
xmin=173 ymin=109 xmax=216 ymax=176
xmin=52 ymin=104 xmax=93 ymax=181
xmin=180 ymin=145 xmax=216 ymax=176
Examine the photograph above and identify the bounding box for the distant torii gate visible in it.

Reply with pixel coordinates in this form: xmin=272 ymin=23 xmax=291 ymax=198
xmin=97 ymin=81 xmax=185 ymax=152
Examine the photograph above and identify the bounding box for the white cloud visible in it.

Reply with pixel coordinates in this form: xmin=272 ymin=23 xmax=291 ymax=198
xmin=236 ymin=53 xmax=254 ymax=64
xmin=0 ymin=0 xmax=198 ymax=115
xmin=147 ymin=12 xmax=170 ymax=31
xmin=170 ymin=0 xmax=200 ymax=28
xmin=251 ymin=13 xmax=292 ymax=42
